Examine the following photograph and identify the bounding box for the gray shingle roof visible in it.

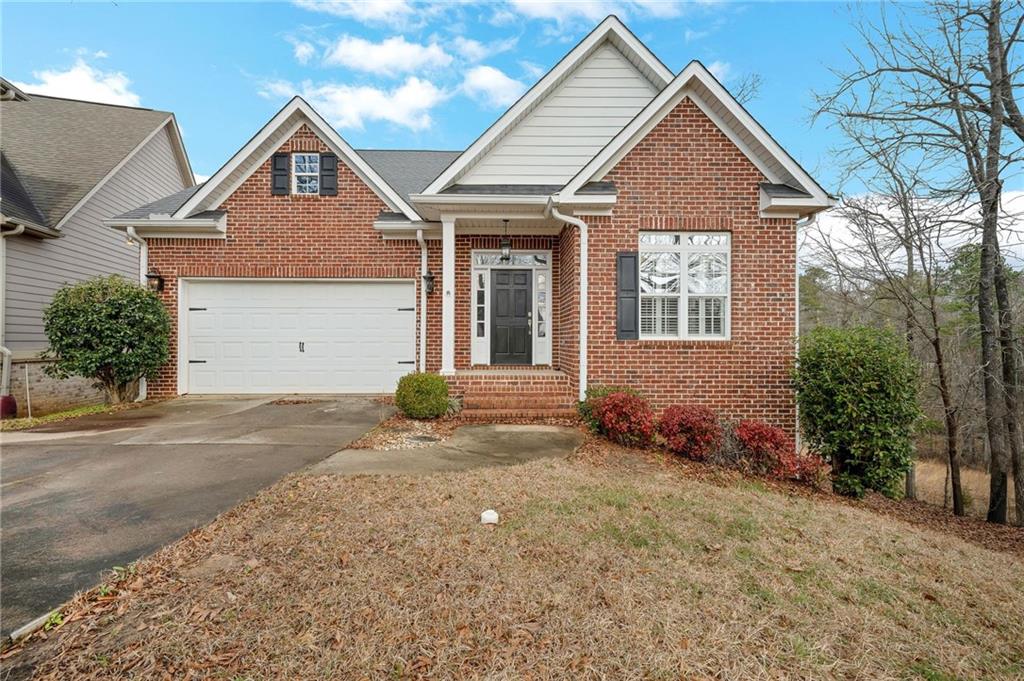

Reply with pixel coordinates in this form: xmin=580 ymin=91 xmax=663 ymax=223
xmin=356 ymin=149 xmax=460 ymax=202
xmin=0 ymin=94 xmax=172 ymax=228
xmin=1 ymin=152 xmax=45 ymax=226
xmin=111 ymin=184 xmax=203 ymax=220
xmin=759 ymin=182 xmax=812 ymax=198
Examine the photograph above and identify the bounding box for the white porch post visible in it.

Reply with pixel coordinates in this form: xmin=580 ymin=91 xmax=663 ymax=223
xmin=441 ymin=215 xmax=456 ymax=375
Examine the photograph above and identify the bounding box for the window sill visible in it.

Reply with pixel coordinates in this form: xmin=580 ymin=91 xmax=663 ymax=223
xmin=629 ymin=336 xmax=733 ymax=346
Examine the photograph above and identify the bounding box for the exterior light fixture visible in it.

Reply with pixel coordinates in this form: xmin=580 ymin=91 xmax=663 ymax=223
xmin=422 ymin=269 xmax=436 ymax=294
xmin=145 ymin=269 xmax=165 ymax=293
xmin=499 ymin=219 xmax=511 ymax=261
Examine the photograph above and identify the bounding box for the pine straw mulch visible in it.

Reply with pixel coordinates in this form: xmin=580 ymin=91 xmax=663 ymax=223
xmin=575 ymin=435 xmax=1024 ymax=560
xmin=3 ymin=446 xmax=1023 ymax=680
xmin=348 ymin=414 xmax=581 ymax=451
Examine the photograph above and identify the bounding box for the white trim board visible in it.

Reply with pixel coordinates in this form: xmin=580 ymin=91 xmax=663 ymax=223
xmin=561 ymin=61 xmax=833 ymax=212
xmin=173 ymin=97 xmax=421 ymax=221
xmin=54 ymin=117 xmax=194 ymax=231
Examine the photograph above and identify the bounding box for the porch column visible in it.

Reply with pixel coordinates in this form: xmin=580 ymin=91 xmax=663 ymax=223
xmin=441 ymin=215 xmax=456 ymax=375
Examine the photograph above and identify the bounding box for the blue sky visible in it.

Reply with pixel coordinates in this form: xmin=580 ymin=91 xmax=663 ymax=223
xmin=3 ymin=1 xmax=889 ymax=189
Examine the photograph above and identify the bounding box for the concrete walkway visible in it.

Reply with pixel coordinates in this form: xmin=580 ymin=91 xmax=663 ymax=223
xmin=308 ymin=424 xmax=584 ymax=475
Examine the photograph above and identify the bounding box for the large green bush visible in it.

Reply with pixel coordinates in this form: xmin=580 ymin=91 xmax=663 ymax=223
xmin=395 ymin=372 xmax=449 ymax=419
xmin=43 ymin=275 xmax=170 ymax=403
xmin=577 ymin=384 xmax=640 ymax=433
xmin=793 ymin=326 xmax=920 ymax=497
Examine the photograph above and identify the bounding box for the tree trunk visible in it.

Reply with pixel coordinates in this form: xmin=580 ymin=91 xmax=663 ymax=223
xmin=932 ymin=335 xmax=965 ymax=515
xmin=994 ymin=255 xmax=1024 ymax=525
xmin=905 ymin=239 xmax=918 ymax=500
xmin=982 ymin=0 xmax=1010 ymax=524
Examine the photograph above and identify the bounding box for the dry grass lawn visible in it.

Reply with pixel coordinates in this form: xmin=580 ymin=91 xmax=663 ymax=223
xmin=5 ymin=456 xmax=1023 ymax=680
xmin=915 ymin=459 xmax=1017 ymax=520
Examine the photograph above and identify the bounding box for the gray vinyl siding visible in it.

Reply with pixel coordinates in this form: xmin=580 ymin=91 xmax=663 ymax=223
xmin=460 ymin=43 xmax=659 ymax=186
xmin=4 ymin=125 xmax=187 ymax=352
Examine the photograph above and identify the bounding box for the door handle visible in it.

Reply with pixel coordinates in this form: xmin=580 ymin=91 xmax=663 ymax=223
xmin=299 ymin=342 xmax=305 ymax=353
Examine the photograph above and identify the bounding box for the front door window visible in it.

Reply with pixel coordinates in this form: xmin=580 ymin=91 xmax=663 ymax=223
xmin=490 ymin=269 xmax=532 ymax=364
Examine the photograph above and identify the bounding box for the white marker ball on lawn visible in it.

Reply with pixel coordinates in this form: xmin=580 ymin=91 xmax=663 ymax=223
xmin=480 ymin=509 xmax=499 ymax=525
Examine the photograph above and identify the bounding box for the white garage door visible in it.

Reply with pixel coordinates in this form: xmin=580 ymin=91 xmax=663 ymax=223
xmin=185 ymin=280 xmax=416 ymax=394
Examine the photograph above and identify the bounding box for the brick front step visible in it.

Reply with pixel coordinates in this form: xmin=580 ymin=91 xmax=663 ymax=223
xmin=462 ymin=395 xmax=574 ymax=410
xmin=459 ymin=407 xmax=578 ymax=420
xmin=450 ymin=368 xmax=576 ymax=419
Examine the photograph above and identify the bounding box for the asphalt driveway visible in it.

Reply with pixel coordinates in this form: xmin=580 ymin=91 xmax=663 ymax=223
xmin=0 ymin=396 xmax=390 ymax=636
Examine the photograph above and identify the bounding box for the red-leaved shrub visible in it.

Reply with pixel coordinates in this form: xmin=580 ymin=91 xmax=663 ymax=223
xmin=658 ymin=405 xmax=722 ymax=460
xmin=595 ymin=392 xmax=656 ymax=446
xmin=734 ymin=419 xmax=827 ymax=485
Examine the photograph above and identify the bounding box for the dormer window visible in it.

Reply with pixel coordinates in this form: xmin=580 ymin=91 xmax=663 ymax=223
xmin=292 ymin=153 xmax=320 ymax=194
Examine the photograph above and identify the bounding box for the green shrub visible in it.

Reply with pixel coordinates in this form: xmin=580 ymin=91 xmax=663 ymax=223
xmin=43 ymin=275 xmax=170 ymax=403
xmin=793 ymin=326 xmax=920 ymax=498
xmin=578 ymin=384 xmax=640 ymax=433
xmin=395 ymin=373 xmax=449 ymax=419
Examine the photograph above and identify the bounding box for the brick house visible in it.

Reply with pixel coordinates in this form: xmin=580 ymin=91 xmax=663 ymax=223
xmin=108 ymin=16 xmax=832 ymax=431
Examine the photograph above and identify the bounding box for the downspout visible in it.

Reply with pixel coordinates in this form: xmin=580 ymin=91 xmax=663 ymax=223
xmin=546 ymin=200 xmax=589 ymax=401
xmin=794 ymin=211 xmax=818 ymax=452
xmin=1 ymin=224 xmax=26 ymax=398
xmin=415 ymin=228 xmax=428 ymax=373
xmin=126 ymin=226 xmax=148 ymax=401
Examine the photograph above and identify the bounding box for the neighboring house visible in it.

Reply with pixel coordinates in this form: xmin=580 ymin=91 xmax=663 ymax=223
xmin=108 ymin=16 xmax=833 ymax=432
xmin=0 ymin=79 xmax=194 ymax=415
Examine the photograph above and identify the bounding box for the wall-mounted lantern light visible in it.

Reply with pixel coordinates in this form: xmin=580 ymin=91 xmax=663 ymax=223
xmin=145 ymin=269 xmax=165 ymax=293
xmin=422 ymin=269 xmax=436 ymax=294
xmin=499 ymin=219 xmax=511 ymax=261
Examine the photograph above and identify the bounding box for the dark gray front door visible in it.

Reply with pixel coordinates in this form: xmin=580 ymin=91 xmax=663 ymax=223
xmin=491 ymin=269 xmax=532 ymax=364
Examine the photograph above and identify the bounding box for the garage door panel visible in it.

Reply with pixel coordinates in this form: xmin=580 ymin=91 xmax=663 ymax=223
xmin=186 ymin=281 xmax=415 ymax=394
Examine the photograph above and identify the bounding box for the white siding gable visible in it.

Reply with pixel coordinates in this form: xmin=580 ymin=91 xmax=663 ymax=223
xmin=460 ymin=43 xmax=660 ymax=186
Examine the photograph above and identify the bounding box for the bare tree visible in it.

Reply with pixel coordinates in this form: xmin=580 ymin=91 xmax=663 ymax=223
xmin=816 ymin=0 xmax=1024 ymax=524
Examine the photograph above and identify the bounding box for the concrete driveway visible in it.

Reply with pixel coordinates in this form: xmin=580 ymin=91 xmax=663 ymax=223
xmin=0 ymin=396 xmax=389 ymax=636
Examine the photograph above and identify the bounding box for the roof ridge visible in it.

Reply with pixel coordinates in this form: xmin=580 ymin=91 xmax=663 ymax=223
xmin=13 ymin=92 xmax=168 ymax=114
xmin=357 ymin=148 xmax=462 ymax=153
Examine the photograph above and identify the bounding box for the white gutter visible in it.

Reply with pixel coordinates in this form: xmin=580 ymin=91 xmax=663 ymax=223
xmin=546 ymin=200 xmax=589 ymax=401
xmin=1 ymin=224 xmax=26 ymax=397
xmin=415 ymin=229 xmax=429 ymax=373
xmin=125 ymin=226 xmax=148 ymax=401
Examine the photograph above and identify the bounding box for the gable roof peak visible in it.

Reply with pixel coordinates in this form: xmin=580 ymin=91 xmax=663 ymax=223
xmin=419 ymin=15 xmax=673 ymax=196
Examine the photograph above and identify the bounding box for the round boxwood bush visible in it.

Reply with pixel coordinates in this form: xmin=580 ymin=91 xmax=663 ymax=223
xmin=793 ymin=326 xmax=920 ymax=498
xmin=43 ymin=275 xmax=170 ymax=403
xmin=395 ymin=372 xmax=449 ymax=419
xmin=658 ymin=404 xmax=722 ymax=461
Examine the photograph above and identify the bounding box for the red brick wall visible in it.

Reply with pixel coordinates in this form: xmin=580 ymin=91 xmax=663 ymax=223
xmin=586 ymin=98 xmax=798 ymax=433
xmin=146 ymin=125 xmax=427 ymax=395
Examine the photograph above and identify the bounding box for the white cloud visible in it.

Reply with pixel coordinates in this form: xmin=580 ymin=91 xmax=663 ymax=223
xmin=506 ymin=0 xmax=682 ymax=24
xmin=260 ymin=76 xmax=447 ymax=131
xmin=684 ymin=28 xmax=709 ymax=42
xmin=287 ymin=37 xmax=316 ymax=65
xmin=194 ymin=173 xmax=211 ymax=184
xmin=12 ymin=58 xmax=141 ymax=106
xmin=323 ymin=35 xmax=452 ymax=76
xmin=461 ymin=65 xmax=526 ymax=108
xmin=453 ymin=35 xmax=518 ymax=62
xmin=290 ymin=0 xmax=413 ymax=25
xmin=707 ymin=60 xmax=732 ymax=82
xmin=519 ymin=60 xmax=546 ymax=79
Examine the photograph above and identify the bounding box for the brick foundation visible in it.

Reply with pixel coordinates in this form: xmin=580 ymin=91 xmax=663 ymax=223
xmin=7 ymin=359 xmax=106 ymax=417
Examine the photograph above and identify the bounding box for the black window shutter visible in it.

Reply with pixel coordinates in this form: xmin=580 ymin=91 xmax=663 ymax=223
xmin=271 ymin=153 xmax=289 ymax=195
xmin=616 ymin=251 xmax=640 ymax=340
xmin=320 ymin=153 xmax=338 ymax=196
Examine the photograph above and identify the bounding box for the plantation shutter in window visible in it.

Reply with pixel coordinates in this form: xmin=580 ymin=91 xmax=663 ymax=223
xmin=271 ymin=153 xmax=289 ymax=195
xmin=319 ymin=153 xmax=338 ymax=196
xmin=616 ymin=251 xmax=639 ymax=340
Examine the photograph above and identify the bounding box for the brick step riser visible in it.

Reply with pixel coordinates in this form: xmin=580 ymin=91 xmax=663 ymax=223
xmin=460 ymin=408 xmax=578 ymax=420
xmin=464 ymin=395 xmax=577 ymax=405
